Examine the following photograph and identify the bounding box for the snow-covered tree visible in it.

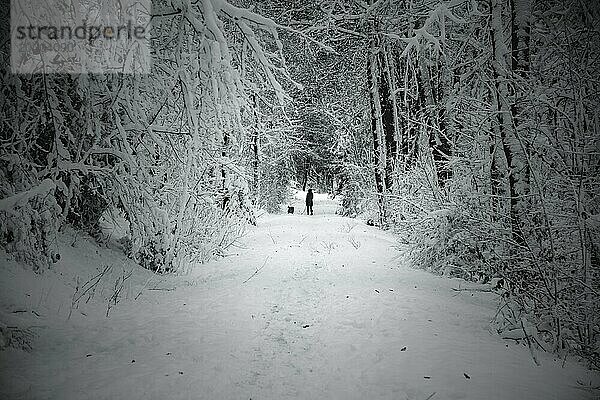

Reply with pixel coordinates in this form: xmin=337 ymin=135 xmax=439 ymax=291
xmin=1 ymin=0 xmax=299 ymax=272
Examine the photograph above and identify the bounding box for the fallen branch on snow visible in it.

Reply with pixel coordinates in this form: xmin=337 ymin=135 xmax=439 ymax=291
xmin=451 ymin=287 xmax=493 ymax=293
xmin=242 ymin=256 xmax=270 ymax=284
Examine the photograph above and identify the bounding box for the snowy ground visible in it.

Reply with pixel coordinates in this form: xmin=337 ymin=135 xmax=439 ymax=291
xmin=1 ymin=192 xmax=599 ymax=399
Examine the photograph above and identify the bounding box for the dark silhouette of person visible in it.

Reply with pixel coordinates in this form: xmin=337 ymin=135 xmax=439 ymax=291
xmin=306 ymin=188 xmax=314 ymax=215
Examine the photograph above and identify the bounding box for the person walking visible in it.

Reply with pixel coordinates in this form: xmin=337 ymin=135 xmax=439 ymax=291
xmin=305 ymin=188 xmax=314 ymax=215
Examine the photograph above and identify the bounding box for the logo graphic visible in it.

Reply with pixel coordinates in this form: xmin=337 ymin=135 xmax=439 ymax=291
xmin=11 ymin=0 xmax=151 ymax=74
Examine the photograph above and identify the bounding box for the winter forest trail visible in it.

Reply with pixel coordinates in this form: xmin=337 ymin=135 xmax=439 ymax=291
xmin=1 ymin=194 xmax=598 ymax=400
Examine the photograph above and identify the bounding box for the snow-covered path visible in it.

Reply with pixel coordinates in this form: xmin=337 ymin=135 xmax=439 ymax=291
xmin=1 ymin=196 xmax=598 ymax=399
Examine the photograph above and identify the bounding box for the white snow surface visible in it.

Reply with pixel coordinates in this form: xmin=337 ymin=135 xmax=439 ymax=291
xmin=1 ymin=194 xmax=599 ymax=400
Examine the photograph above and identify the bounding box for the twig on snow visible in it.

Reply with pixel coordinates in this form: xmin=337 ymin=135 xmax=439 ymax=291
xmin=106 ymin=268 xmax=134 ymax=317
xmin=267 ymin=230 xmax=276 ymax=244
xmin=519 ymin=317 xmax=540 ymax=366
xmin=69 ymin=264 xmax=111 ymax=319
xmin=298 ymin=234 xmax=308 ymax=245
xmin=243 ymin=256 xmax=270 ymax=284
xmin=451 ymin=287 xmax=493 ymax=293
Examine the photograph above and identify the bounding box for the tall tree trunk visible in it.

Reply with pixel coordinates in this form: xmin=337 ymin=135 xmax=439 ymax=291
xmin=510 ymin=0 xmax=531 ymax=193
xmin=367 ymin=35 xmax=386 ymax=225
xmin=510 ymin=0 xmax=531 ymax=79
xmin=404 ymin=60 xmax=421 ymax=170
xmin=424 ymin=57 xmax=452 ymax=187
xmin=395 ymin=52 xmax=411 ymax=171
xmin=221 ymin=129 xmax=229 ymax=210
xmin=302 ymin=166 xmax=308 ymax=192
xmin=250 ymin=94 xmax=259 ymax=205
xmin=379 ymin=44 xmax=398 ymax=193
xmin=490 ymin=0 xmax=526 ymax=245
xmin=489 ymin=113 xmax=508 ymax=219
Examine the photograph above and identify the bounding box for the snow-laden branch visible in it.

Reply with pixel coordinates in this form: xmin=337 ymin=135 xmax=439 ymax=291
xmin=399 ymin=1 xmax=466 ymax=58
xmin=0 ymin=179 xmax=56 ymax=213
xmin=215 ymin=0 xmax=335 ymax=53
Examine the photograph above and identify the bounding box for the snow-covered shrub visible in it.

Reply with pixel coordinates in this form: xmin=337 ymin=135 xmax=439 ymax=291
xmin=259 ymin=167 xmax=292 ymax=213
xmin=0 ymin=179 xmax=61 ymax=272
xmin=66 ymin=174 xmax=109 ymax=239
xmin=395 ymin=170 xmax=501 ymax=281
xmin=0 ymin=0 xmax=295 ymax=275
xmin=0 ymin=323 xmax=36 ymax=352
xmin=395 ymin=159 xmax=600 ymax=367
xmin=339 ymin=166 xmax=373 ymax=218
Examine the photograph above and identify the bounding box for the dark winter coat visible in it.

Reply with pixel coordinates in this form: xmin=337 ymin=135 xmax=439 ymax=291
xmin=305 ymin=190 xmax=314 ymax=206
